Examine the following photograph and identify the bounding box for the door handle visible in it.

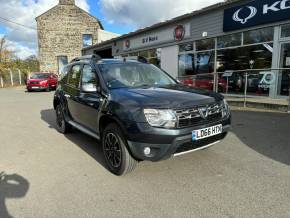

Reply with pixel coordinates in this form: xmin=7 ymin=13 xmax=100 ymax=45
xmin=64 ymin=94 xmax=71 ymax=98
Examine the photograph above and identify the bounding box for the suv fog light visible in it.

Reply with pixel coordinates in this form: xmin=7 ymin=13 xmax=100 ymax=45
xmin=144 ymin=147 xmax=151 ymax=156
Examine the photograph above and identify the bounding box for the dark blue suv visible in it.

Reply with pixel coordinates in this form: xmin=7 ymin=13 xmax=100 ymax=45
xmin=54 ymin=55 xmax=231 ymax=175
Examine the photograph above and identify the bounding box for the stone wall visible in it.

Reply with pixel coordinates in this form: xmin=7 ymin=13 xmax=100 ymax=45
xmin=36 ymin=3 xmax=101 ymax=73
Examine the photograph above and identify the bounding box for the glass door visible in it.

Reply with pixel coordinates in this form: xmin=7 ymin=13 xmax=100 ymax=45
xmin=279 ymin=43 xmax=290 ymax=96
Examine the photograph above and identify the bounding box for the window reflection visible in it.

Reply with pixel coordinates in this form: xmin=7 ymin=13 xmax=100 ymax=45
xmin=196 ymin=38 xmax=215 ymax=51
xmin=279 ymin=43 xmax=290 ymax=95
xmin=179 ymin=43 xmax=193 ymax=52
xmin=281 ymin=24 xmax=290 ymax=38
xmin=195 ymin=51 xmax=215 ymax=74
xmin=244 ymin=27 xmax=274 ymax=45
xmin=217 ymin=44 xmax=273 ymax=72
xmin=178 ymin=54 xmax=194 ymax=76
xmin=217 ymin=33 xmax=242 ymax=48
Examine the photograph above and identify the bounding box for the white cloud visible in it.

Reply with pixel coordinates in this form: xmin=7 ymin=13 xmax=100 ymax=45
xmin=0 ymin=0 xmax=89 ymax=59
xmin=100 ymin=0 xmax=223 ymax=28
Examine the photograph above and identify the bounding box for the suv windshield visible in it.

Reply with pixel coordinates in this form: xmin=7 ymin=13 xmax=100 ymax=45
xmin=31 ymin=74 xmax=50 ymax=79
xmin=99 ymin=63 xmax=177 ymax=89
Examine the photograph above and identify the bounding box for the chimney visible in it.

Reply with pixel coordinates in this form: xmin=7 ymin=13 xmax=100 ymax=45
xmin=59 ymin=0 xmax=75 ymax=5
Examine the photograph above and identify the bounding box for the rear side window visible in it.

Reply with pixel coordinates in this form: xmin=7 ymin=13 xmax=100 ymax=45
xmin=68 ymin=65 xmax=81 ymax=88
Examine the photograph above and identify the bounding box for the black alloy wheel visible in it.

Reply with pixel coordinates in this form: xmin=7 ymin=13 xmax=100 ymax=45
xmin=55 ymin=104 xmax=71 ymax=134
xmin=102 ymin=123 xmax=137 ymax=176
xmin=104 ymin=133 xmax=122 ymax=168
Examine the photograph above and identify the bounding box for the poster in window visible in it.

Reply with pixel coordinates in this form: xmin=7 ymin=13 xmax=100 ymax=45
xmin=286 ymin=57 xmax=290 ymax=66
xmin=83 ymin=34 xmax=93 ymax=47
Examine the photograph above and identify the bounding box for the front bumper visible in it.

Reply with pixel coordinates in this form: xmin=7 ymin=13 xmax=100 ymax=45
xmin=27 ymin=85 xmax=48 ymax=90
xmin=126 ymin=117 xmax=231 ymax=162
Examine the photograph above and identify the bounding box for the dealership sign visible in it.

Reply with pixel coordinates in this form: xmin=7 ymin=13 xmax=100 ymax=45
xmin=123 ymin=23 xmax=190 ymax=50
xmin=224 ymin=0 xmax=290 ymax=32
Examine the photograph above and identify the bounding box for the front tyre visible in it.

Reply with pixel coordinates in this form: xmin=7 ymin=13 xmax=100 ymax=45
xmin=55 ymin=104 xmax=72 ymax=134
xmin=102 ymin=123 xmax=137 ymax=176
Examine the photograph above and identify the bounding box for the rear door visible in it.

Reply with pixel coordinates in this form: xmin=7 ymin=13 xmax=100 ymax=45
xmin=63 ymin=64 xmax=82 ymax=123
xmin=76 ymin=64 xmax=102 ymax=132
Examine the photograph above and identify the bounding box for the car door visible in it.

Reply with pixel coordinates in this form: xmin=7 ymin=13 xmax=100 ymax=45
xmin=63 ymin=64 xmax=82 ymax=124
xmin=76 ymin=64 xmax=102 ymax=132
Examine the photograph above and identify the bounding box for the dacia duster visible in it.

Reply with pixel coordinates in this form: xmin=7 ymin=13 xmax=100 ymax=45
xmin=54 ymin=55 xmax=231 ymax=175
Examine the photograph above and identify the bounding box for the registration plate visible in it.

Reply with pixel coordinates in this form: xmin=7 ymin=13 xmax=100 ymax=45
xmin=31 ymin=87 xmax=39 ymax=89
xmin=192 ymin=124 xmax=223 ymax=141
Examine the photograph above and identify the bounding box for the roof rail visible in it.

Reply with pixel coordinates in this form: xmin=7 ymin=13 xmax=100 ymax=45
xmin=123 ymin=56 xmax=148 ymax=64
xmin=71 ymin=54 xmax=102 ymax=63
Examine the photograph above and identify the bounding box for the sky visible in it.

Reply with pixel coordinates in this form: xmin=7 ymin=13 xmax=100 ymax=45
xmin=0 ymin=0 xmax=222 ymax=59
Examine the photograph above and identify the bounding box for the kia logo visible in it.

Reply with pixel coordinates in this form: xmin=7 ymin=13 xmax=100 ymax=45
xmin=174 ymin=25 xmax=185 ymax=41
xmin=233 ymin=6 xmax=257 ymax=24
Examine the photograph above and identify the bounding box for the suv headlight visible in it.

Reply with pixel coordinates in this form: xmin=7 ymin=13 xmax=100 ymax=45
xmin=144 ymin=109 xmax=177 ymax=128
xmin=222 ymin=99 xmax=230 ymax=118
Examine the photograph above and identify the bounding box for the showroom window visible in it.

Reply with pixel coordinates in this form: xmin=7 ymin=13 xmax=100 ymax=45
xmin=216 ymin=44 xmax=273 ymax=72
xmin=195 ymin=51 xmax=215 ymax=74
xmin=179 ymin=43 xmax=193 ymax=52
xmin=128 ymin=49 xmax=161 ymax=67
xmin=243 ymin=27 xmax=274 ymax=45
xmin=281 ymin=24 xmax=290 ymax=38
xmin=178 ymin=54 xmax=194 ymax=77
xmin=196 ymin=38 xmax=215 ymax=51
xmin=217 ymin=33 xmax=242 ymax=48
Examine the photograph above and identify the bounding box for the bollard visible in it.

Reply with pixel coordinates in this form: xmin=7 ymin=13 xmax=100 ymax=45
xmin=288 ymin=88 xmax=290 ymax=113
xmin=244 ymin=72 xmax=248 ymax=108
xmin=9 ymin=69 xmax=13 ymax=86
xmin=0 ymin=76 xmax=3 ymax=88
xmin=18 ymin=69 xmax=22 ymax=85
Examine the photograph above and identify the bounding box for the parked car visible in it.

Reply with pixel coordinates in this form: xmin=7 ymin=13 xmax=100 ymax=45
xmin=27 ymin=73 xmax=58 ymax=92
xmin=54 ymin=55 xmax=231 ymax=176
xmin=180 ymin=74 xmax=227 ymax=92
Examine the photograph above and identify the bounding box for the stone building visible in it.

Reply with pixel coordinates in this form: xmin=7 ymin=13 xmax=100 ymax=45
xmin=36 ymin=0 xmax=118 ymax=73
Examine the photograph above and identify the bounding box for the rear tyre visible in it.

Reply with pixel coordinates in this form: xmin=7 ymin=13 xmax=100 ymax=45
xmin=102 ymin=123 xmax=137 ymax=176
xmin=55 ymin=104 xmax=72 ymax=134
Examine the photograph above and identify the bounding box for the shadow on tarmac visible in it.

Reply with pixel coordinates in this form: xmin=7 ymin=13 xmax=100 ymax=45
xmin=231 ymin=110 xmax=290 ymax=166
xmin=0 ymin=172 xmax=29 ymax=218
xmin=40 ymin=109 xmax=108 ymax=170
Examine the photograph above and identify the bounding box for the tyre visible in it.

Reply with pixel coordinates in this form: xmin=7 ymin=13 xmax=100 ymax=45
xmin=55 ymin=104 xmax=72 ymax=134
xmin=46 ymin=86 xmax=50 ymax=92
xmin=102 ymin=123 xmax=137 ymax=176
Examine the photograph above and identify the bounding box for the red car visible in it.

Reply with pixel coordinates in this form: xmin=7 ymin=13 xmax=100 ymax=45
xmin=180 ymin=74 xmax=227 ymax=92
xmin=27 ymin=73 xmax=58 ymax=92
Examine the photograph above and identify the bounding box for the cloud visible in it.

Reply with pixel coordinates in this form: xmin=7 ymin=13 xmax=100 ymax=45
xmin=100 ymin=0 xmax=223 ymax=28
xmin=0 ymin=0 xmax=89 ymax=59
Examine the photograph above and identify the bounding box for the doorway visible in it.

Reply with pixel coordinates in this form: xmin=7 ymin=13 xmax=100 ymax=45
xmin=278 ymin=43 xmax=290 ymax=96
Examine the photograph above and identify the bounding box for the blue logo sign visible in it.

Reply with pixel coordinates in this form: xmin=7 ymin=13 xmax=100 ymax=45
xmin=224 ymin=0 xmax=290 ymax=32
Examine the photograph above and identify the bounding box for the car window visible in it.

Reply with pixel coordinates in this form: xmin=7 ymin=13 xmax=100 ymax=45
xmin=68 ymin=65 xmax=81 ymax=88
xmin=99 ymin=63 xmax=176 ymax=89
xmin=30 ymin=74 xmax=50 ymax=79
xmin=81 ymin=65 xmax=97 ymax=91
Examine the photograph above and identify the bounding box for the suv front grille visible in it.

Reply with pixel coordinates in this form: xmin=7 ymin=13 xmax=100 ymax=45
xmin=31 ymin=81 xmax=39 ymax=85
xmin=175 ymin=103 xmax=223 ymax=128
